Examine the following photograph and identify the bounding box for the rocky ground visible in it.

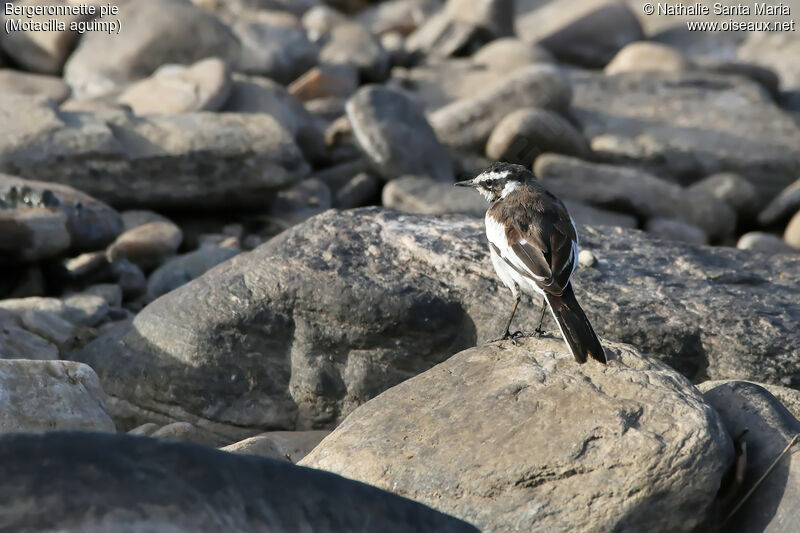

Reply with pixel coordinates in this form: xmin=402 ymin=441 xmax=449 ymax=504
xmin=1 ymin=0 xmax=800 ymax=531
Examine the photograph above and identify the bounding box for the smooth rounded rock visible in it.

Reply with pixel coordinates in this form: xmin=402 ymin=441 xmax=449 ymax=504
xmin=605 ymin=41 xmax=692 ymax=74
xmin=382 ymin=176 xmax=485 ymax=216
xmin=645 ymin=218 xmax=708 ymax=245
xmin=232 ymin=12 xmax=319 ymax=83
xmin=222 ymin=430 xmax=331 ymax=463
xmin=106 ymin=221 xmax=183 ymax=272
xmin=117 ymin=57 xmax=232 ymax=115
xmin=759 ymin=178 xmax=800 ymax=227
xmin=146 ymin=246 xmax=240 ymax=300
xmin=737 ymin=232 xmax=795 ymax=255
xmin=784 ymin=210 xmax=800 ymax=250
xmin=347 ymin=85 xmax=453 ymax=182
xmin=472 ymin=37 xmax=554 ymax=71
xmin=689 ymin=173 xmax=760 ymax=219
xmin=486 ymin=108 xmax=590 ymax=166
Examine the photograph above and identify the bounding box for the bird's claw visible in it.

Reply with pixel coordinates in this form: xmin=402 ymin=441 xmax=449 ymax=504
xmin=489 ymin=330 xmax=525 ymax=345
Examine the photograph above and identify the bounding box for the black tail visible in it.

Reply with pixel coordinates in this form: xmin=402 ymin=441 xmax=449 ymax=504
xmin=544 ymin=283 xmax=606 ymax=364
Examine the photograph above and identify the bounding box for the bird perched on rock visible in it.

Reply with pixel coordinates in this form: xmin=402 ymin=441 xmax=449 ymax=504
xmin=456 ymin=162 xmax=606 ymax=364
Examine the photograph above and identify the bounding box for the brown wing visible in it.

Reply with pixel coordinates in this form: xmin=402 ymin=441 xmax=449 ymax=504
xmin=490 ymin=183 xmax=577 ymax=296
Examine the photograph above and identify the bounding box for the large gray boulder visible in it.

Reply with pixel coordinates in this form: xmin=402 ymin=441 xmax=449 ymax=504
xmin=0 ymin=431 xmax=478 ymax=532
xmin=701 ymin=382 xmax=800 ymax=533
xmin=570 ymin=70 xmax=800 ymax=199
xmin=0 ymin=95 xmax=308 ymax=209
xmin=302 ymin=338 xmax=733 ymax=532
xmin=72 ymin=209 xmax=800 ymax=439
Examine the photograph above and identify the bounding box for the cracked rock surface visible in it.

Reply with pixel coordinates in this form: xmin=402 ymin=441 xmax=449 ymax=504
xmin=301 ymin=337 xmax=732 ymax=532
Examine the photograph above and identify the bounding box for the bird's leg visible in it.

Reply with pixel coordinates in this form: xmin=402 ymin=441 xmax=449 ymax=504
xmin=534 ymin=299 xmax=547 ymax=337
xmin=490 ymin=289 xmax=521 ymax=343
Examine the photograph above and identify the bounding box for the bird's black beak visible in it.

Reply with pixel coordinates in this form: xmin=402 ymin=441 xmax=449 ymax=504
xmin=454 ymin=179 xmax=476 ymax=188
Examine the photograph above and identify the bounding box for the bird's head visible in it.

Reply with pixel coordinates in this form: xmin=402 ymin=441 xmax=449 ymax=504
xmin=455 ymin=162 xmax=531 ymax=202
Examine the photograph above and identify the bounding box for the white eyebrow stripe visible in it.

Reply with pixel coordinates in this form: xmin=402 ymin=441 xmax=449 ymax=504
xmin=475 ymin=170 xmax=510 ymax=183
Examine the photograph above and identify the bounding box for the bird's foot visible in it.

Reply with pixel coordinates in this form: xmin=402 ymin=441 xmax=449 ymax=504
xmin=489 ymin=331 xmax=525 ymax=345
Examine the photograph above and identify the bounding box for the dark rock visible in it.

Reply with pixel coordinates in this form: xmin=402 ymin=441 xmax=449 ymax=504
xmin=301 ymin=338 xmax=732 ymax=532
xmin=645 ymin=218 xmax=708 ymax=245
xmin=232 ymin=12 xmax=319 ymax=83
xmin=334 ymin=172 xmax=382 ymax=209
xmin=63 ymin=0 xmax=241 ymax=98
xmin=0 ymin=174 xmax=122 ymax=263
xmin=0 ymin=360 xmax=114 ymax=432
xmin=517 ymin=0 xmax=644 ymax=67
xmin=485 ymin=107 xmax=590 ymax=166
xmin=739 ymin=32 xmax=800 ymax=105
xmin=315 ymin=14 xmax=390 ymax=82
xmin=429 ymin=64 xmax=572 ymax=151
xmin=388 ymin=59 xmax=505 ymax=111
xmin=406 ymin=0 xmax=514 ymax=59
xmin=0 ymin=0 xmax=88 ymax=74
xmin=0 ymin=431 xmax=479 ymax=532
xmin=0 ymin=324 xmax=58 ymax=360
xmin=72 ymin=209 xmax=800 ymax=438
xmin=270 ymin=179 xmax=332 ymax=226
xmin=356 ymin=0 xmax=441 ymax=36
xmin=289 ymin=64 xmax=359 ymax=102
xmin=701 ymin=382 xmax=800 ymax=533
xmin=688 ymin=173 xmax=761 ymax=220
xmin=382 ymin=176 xmax=485 ymax=216
xmin=150 ymin=421 xmax=226 ymax=447
xmin=563 ymin=200 xmax=637 ymax=229
xmin=569 ymin=70 xmax=800 ymax=198
xmin=347 ymin=85 xmax=453 ymax=182
xmin=146 ymin=246 xmax=240 ymax=300
xmin=758 ymin=178 xmax=800 ymax=227
xmin=0 ymin=95 xmax=309 ymax=209
xmin=222 ymin=74 xmax=327 ymax=165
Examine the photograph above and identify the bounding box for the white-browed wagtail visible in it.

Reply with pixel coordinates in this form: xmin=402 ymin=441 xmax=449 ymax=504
xmin=456 ymin=162 xmax=606 ymax=364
